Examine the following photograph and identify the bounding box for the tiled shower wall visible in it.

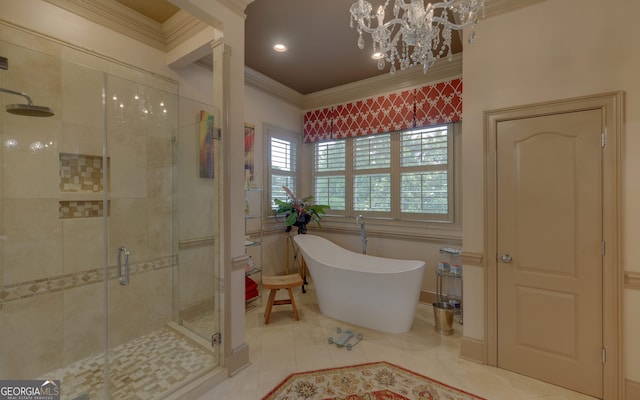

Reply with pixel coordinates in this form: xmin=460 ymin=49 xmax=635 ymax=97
xmin=0 ymin=26 xmax=179 ymax=379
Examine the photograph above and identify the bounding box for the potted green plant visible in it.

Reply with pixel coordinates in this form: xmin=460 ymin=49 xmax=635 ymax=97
xmin=274 ymin=186 xmax=330 ymax=234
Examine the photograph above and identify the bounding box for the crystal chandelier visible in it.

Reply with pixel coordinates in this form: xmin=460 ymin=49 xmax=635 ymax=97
xmin=350 ymin=0 xmax=484 ymax=74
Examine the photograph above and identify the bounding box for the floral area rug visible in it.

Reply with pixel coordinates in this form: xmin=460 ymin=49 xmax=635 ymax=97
xmin=262 ymin=361 xmax=486 ymax=400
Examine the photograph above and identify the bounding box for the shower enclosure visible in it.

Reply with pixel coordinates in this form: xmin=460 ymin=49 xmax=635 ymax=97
xmin=0 ymin=38 xmax=221 ymax=399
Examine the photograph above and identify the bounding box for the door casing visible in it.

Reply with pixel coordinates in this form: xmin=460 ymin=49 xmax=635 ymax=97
xmin=483 ymin=92 xmax=623 ymax=399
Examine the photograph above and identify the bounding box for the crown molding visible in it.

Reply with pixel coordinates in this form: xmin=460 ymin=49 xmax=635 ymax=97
xmin=43 ymin=0 xmax=167 ymax=50
xmin=244 ymin=54 xmax=463 ymax=111
xmin=43 ymin=0 xmax=207 ymax=52
xmin=164 ymin=10 xmax=209 ymax=52
xmin=301 ymin=54 xmax=463 ymax=110
xmin=244 ymin=67 xmax=305 ymax=108
xmin=218 ymin=0 xmax=254 ymax=19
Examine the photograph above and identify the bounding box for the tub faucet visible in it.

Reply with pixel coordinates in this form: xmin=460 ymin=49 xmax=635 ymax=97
xmin=356 ymin=215 xmax=367 ymax=254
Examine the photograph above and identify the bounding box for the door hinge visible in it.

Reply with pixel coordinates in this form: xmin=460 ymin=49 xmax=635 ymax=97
xmin=602 ymin=241 xmax=606 ymax=256
xmin=602 ymin=347 xmax=606 ymax=363
xmin=212 ymin=332 xmax=222 ymax=347
xmin=601 ymin=131 xmax=607 ymax=148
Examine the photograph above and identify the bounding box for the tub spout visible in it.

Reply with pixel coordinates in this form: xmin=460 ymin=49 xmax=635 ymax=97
xmin=356 ymin=215 xmax=367 ymax=254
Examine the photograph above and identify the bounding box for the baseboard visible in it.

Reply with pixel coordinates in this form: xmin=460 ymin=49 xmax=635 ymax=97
xmin=166 ymin=367 xmax=227 ymax=400
xmin=459 ymin=336 xmax=485 ymax=364
xmin=626 ymin=379 xmax=640 ymax=400
xmin=419 ymin=290 xmax=438 ymax=304
xmin=226 ymin=342 xmax=251 ymax=376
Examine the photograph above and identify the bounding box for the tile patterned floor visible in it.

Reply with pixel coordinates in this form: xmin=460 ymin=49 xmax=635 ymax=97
xmin=42 ymin=327 xmax=217 ymax=400
xmin=197 ymin=281 xmax=597 ymax=400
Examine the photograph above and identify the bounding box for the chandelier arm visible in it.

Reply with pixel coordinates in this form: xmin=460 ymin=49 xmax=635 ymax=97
xmin=430 ymin=0 xmax=481 ymax=9
xmin=356 ymin=14 xmax=478 ymax=34
xmin=356 ymin=17 xmax=406 ymax=34
xmin=429 ymin=16 xmax=477 ymax=30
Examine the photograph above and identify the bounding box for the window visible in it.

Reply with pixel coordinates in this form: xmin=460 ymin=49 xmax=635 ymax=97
xmin=266 ymin=125 xmax=299 ymax=212
xmin=353 ymin=134 xmax=391 ymax=212
xmin=313 ymin=124 xmax=454 ymax=222
xmin=400 ymin=127 xmax=449 ymax=215
xmin=314 ymin=141 xmax=346 ymax=211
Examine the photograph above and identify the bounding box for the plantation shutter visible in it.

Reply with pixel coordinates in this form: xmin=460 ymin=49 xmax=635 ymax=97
xmin=353 ymin=134 xmax=391 ymax=212
xmin=270 ymin=137 xmax=297 ymax=209
xmin=400 ymin=127 xmax=450 ymax=215
xmin=314 ymin=141 xmax=346 ymax=210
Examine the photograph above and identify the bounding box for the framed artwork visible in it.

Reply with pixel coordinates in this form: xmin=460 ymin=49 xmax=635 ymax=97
xmin=199 ymin=110 xmax=215 ymax=178
xmin=244 ymin=123 xmax=255 ymax=185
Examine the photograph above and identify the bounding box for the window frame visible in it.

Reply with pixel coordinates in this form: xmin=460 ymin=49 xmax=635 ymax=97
xmin=314 ymin=139 xmax=347 ymax=215
xmin=265 ymin=124 xmax=301 ymax=217
xmin=312 ymin=123 xmax=458 ymax=224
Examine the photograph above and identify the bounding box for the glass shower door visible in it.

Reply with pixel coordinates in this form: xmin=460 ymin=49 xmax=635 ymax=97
xmin=104 ymin=76 xmax=221 ymax=398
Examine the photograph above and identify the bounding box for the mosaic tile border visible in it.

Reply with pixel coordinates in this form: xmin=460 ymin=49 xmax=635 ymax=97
xmin=59 ymin=200 xmax=108 ymax=219
xmin=0 ymin=256 xmax=176 ymax=307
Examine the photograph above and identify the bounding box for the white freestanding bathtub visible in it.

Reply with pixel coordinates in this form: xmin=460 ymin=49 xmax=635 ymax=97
xmin=294 ymin=234 xmax=426 ymax=334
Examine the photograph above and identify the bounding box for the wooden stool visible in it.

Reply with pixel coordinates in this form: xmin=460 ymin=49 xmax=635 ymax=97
xmin=262 ymin=273 xmax=304 ymax=324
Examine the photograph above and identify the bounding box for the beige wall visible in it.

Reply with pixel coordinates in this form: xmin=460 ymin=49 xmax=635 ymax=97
xmin=462 ymin=0 xmax=639 ymax=384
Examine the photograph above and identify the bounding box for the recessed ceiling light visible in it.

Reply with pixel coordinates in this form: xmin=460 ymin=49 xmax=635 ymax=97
xmin=371 ymin=52 xmax=384 ymax=60
xmin=273 ymin=44 xmax=287 ymax=52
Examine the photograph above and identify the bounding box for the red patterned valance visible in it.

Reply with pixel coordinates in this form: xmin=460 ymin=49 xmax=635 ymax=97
xmin=415 ymin=79 xmax=462 ymax=127
xmin=333 ymin=89 xmax=414 ymax=139
xmin=303 ymin=107 xmax=334 ymax=142
xmin=303 ymin=78 xmax=462 ymax=143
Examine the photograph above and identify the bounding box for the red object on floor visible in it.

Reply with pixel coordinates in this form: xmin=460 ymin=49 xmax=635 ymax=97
xmin=246 ymin=276 xmax=259 ymax=301
xmin=245 ymin=288 xmax=259 ymax=301
xmin=245 ymin=276 xmax=257 ymax=291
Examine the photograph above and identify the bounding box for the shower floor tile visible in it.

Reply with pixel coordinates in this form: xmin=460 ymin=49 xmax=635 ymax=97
xmin=42 ymin=327 xmax=217 ymax=400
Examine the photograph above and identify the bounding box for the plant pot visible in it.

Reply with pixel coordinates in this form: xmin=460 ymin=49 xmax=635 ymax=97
xmin=293 ymin=213 xmax=311 ymax=234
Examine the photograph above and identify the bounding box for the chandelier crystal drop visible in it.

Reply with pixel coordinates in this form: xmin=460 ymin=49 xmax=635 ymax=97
xmin=350 ymin=0 xmax=484 ymax=75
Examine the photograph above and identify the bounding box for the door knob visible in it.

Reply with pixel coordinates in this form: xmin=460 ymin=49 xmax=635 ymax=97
xmin=501 ymin=254 xmax=512 ymax=263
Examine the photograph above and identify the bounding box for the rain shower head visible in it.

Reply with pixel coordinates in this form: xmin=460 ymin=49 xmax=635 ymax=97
xmin=0 ymin=87 xmax=54 ymax=117
xmin=6 ymin=103 xmax=55 ymax=117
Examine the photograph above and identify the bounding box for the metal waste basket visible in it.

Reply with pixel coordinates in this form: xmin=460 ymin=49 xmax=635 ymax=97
xmin=432 ymin=302 xmax=455 ymax=335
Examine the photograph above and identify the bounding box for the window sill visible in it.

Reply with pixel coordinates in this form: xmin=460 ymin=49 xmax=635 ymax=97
xmin=263 ymin=215 xmax=462 ymax=244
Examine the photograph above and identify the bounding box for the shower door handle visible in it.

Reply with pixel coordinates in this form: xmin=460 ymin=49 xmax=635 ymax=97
xmin=117 ymin=246 xmax=130 ymax=286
